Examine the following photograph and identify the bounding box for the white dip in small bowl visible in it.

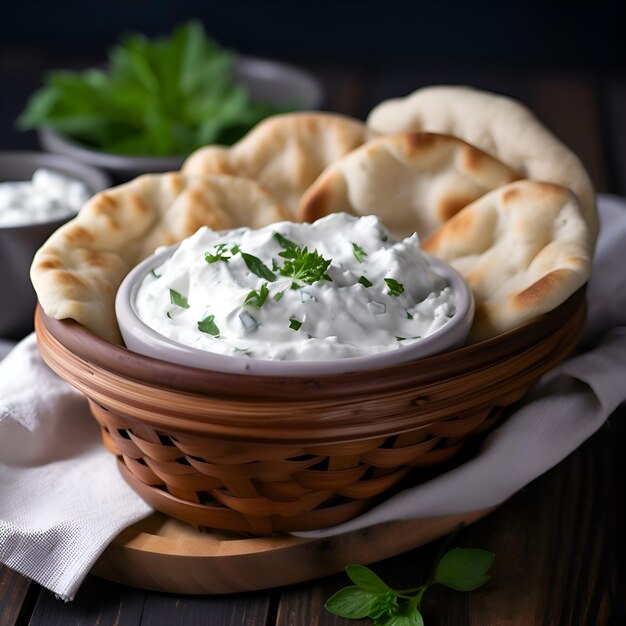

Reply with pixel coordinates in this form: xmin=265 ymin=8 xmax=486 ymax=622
xmin=116 ymin=213 xmax=474 ymax=375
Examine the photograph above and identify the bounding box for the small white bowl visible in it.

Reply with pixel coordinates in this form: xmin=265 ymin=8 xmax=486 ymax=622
xmin=39 ymin=56 xmax=324 ymax=182
xmin=0 ymin=152 xmax=110 ymax=338
xmin=116 ymin=245 xmax=474 ymax=376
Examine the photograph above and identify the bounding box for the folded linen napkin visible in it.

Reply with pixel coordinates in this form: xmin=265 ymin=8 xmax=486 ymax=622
xmin=1 ymin=194 xmax=625 ymax=600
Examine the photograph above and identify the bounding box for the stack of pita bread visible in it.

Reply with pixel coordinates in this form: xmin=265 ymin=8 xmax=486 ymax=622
xmin=31 ymin=87 xmax=595 ymax=346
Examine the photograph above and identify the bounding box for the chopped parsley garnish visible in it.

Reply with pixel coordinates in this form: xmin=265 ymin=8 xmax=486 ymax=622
xmin=166 ymin=311 xmax=172 ymax=319
xmin=273 ymin=232 xmax=297 ymax=249
xmin=274 ymin=289 xmax=286 ymax=302
xmin=151 ymin=269 xmax=162 ymax=279
xmin=396 ymin=335 xmax=421 ymax=341
xmin=358 ymin=275 xmax=373 ymax=288
xmin=274 ymin=234 xmax=332 ymax=286
xmin=381 ymin=233 xmax=389 ymax=242
xmin=205 ymin=243 xmax=234 ymax=264
xmin=406 ymin=310 xmax=414 ymax=320
xmin=384 ymin=278 xmax=405 ymax=297
xmin=289 ymin=318 xmax=302 ymax=331
xmin=198 ymin=314 xmax=220 ymax=336
xmin=244 ymin=283 xmax=269 ymax=308
xmin=351 ymin=242 xmax=367 ymax=263
xmin=241 ymin=252 xmax=277 ymax=282
xmin=169 ymin=289 xmax=189 ymax=308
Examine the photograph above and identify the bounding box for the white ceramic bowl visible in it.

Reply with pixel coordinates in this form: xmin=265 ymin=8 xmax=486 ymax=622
xmin=0 ymin=152 xmax=110 ymax=338
xmin=39 ymin=56 xmax=324 ymax=182
xmin=116 ymin=244 xmax=474 ymax=376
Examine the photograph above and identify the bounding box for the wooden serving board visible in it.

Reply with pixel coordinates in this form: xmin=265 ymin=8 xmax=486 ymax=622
xmin=91 ymin=508 xmax=494 ymax=594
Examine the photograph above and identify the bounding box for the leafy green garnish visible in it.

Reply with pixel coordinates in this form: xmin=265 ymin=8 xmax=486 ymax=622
xmin=384 ymin=278 xmax=405 ymax=297
xmin=241 ymin=252 xmax=277 ymax=282
xmin=244 ymin=283 xmax=269 ymax=308
xmin=325 ymin=534 xmax=494 ymax=625
xmin=274 ymin=289 xmax=286 ymax=302
xmin=273 ymin=232 xmax=297 ymax=249
xmin=169 ymin=289 xmax=189 ymax=308
xmin=358 ymin=276 xmax=373 ymax=288
xmin=352 ymin=242 xmax=368 ymax=263
xmin=205 ymin=243 xmax=237 ymax=264
xmin=396 ymin=336 xmax=421 ymax=341
xmin=274 ymin=234 xmax=332 ymax=286
xmin=289 ymin=318 xmax=302 ymax=331
xmin=17 ymin=21 xmax=290 ymax=156
xmin=197 ymin=314 xmax=220 ymax=336
xmin=151 ymin=269 xmax=162 ymax=279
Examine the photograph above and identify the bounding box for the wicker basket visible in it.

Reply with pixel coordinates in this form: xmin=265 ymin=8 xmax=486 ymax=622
xmin=35 ymin=289 xmax=586 ymax=535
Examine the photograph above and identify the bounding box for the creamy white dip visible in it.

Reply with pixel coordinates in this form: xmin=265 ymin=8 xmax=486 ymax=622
xmin=134 ymin=213 xmax=456 ymax=361
xmin=0 ymin=168 xmax=89 ymax=227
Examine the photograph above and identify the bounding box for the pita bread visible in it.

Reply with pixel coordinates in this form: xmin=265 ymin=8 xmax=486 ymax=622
xmin=422 ymin=180 xmax=591 ymax=342
xmin=31 ymin=173 xmax=291 ymax=343
xmin=298 ymin=132 xmax=519 ymax=237
xmin=366 ymin=85 xmax=598 ymax=244
xmin=182 ymin=112 xmax=371 ymax=217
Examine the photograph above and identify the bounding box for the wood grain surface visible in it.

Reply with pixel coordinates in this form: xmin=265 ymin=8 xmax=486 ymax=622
xmin=0 ymin=57 xmax=624 ymax=625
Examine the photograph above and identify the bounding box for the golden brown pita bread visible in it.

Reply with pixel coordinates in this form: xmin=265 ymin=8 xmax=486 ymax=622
xmin=298 ymin=132 xmax=519 ymax=237
xmin=367 ymin=85 xmax=598 ymax=243
xmin=182 ymin=112 xmax=371 ymax=217
xmin=31 ymin=173 xmax=291 ymax=343
xmin=422 ymin=180 xmax=591 ymax=342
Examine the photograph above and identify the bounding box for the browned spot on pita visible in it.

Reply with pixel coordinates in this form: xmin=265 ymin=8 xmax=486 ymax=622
xmin=437 ymin=194 xmax=477 ymax=221
xmin=299 ymin=174 xmax=340 ymax=223
xmin=424 ymin=208 xmax=478 ymax=252
xmin=63 ymin=225 xmax=95 ymax=245
xmin=78 ymin=250 xmax=116 ymax=269
xmin=403 ymin=132 xmax=438 ymax=155
xmin=501 ymin=186 xmax=522 ymax=205
xmin=55 ymin=271 xmax=88 ymax=289
xmin=93 ymin=193 xmax=118 ymax=212
xmin=36 ymin=258 xmax=63 ymax=270
xmin=129 ymin=193 xmax=150 ymax=216
xmin=167 ymin=173 xmax=185 ymax=195
xmin=512 ymin=269 xmax=569 ymax=309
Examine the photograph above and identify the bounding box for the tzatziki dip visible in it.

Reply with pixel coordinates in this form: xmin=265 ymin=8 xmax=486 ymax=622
xmin=0 ymin=168 xmax=89 ymax=227
xmin=134 ymin=213 xmax=456 ymax=361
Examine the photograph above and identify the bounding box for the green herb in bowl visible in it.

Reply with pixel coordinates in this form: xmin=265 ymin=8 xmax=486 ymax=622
xmin=18 ymin=21 xmax=294 ymax=157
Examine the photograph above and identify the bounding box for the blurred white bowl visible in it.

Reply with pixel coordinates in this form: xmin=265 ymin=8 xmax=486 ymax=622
xmin=0 ymin=151 xmax=110 ymax=338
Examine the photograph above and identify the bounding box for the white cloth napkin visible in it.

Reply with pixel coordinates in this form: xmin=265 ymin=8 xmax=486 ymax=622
xmin=1 ymin=195 xmax=625 ymax=600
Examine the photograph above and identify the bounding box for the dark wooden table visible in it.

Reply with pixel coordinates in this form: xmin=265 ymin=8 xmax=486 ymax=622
xmin=1 ymin=52 xmax=625 ymax=625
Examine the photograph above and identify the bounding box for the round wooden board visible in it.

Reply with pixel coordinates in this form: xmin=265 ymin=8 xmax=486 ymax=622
xmin=91 ymin=508 xmax=494 ymax=594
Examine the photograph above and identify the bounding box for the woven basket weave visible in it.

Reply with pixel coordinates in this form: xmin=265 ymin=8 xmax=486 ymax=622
xmin=35 ymin=289 xmax=586 ymax=535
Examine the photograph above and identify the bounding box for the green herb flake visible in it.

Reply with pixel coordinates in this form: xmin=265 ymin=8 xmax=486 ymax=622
xmin=358 ymin=275 xmax=373 ymax=288
xmin=384 ymin=278 xmax=405 ymax=297
xmin=274 ymin=289 xmax=286 ymax=302
xmin=241 ymin=252 xmax=277 ymax=282
xmin=166 ymin=311 xmax=172 ymax=319
xmin=169 ymin=289 xmax=189 ymax=309
xmin=273 ymin=231 xmax=297 ymax=249
xmin=351 ymin=242 xmax=368 ymax=263
xmin=150 ymin=269 xmax=162 ymax=279
xmin=396 ymin=335 xmax=421 ymax=341
xmin=205 ymin=243 xmax=232 ymax=264
xmin=289 ymin=318 xmax=302 ymax=331
xmin=197 ymin=314 xmax=220 ymax=336
xmin=244 ymin=283 xmax=269 ymax=308
xmin=325 ymin=532 xmax=494 ymax=625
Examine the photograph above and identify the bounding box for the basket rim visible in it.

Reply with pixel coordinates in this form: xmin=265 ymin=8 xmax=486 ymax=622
xmin=35 ymin=287 xmax=586 ymax=402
